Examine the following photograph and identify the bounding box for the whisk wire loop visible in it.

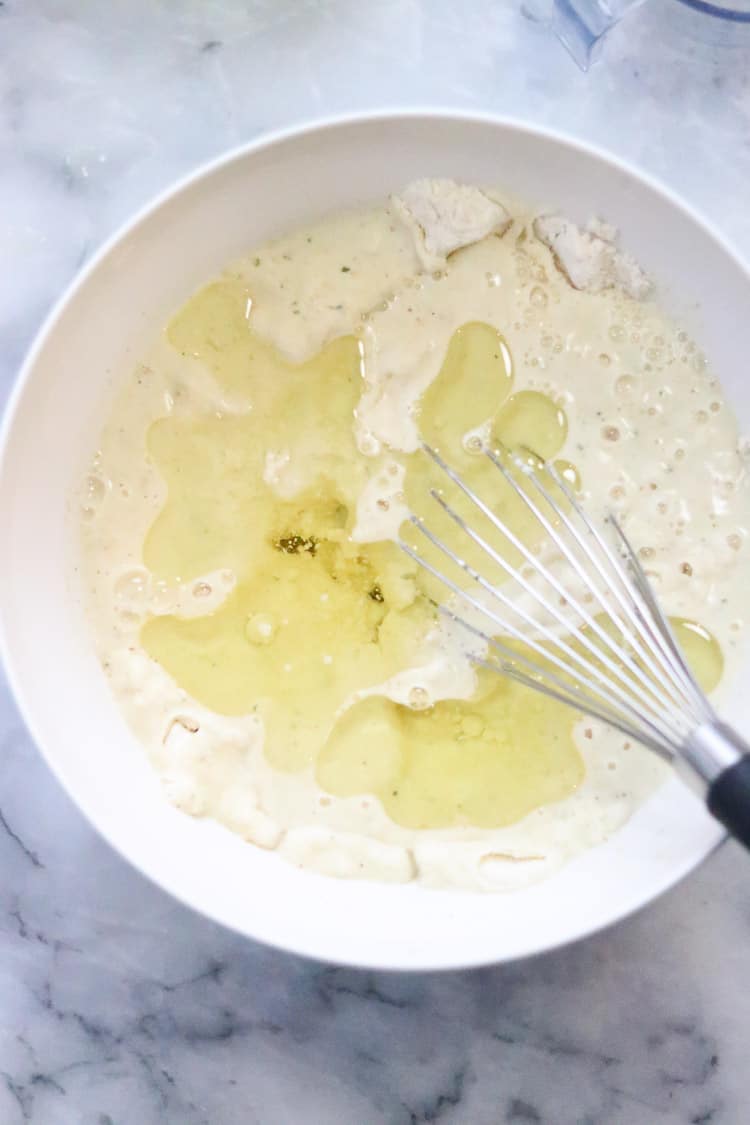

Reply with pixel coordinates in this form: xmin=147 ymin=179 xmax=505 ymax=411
xmin=398 ymin=441 xmax=715 ymax=761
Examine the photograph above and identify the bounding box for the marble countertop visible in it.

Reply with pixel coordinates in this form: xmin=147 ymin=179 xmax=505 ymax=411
xmin=2 ymin=2 xmax=750 ymax=1121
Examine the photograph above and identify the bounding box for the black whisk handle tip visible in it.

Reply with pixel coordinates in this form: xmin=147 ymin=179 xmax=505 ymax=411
xmin=708 ymin=755 xmax=750 ymax=852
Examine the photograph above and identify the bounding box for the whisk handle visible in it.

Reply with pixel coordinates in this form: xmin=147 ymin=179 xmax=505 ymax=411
xmin=681 ymin=722 xmax=750 ymax=851
xmin=707 ymin=754 xmax=750 ymax=852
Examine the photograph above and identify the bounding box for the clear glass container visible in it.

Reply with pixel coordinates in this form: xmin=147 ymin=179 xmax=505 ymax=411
xmin=678 ymin=0 xmax=750 ymax=19
xmin=523 ymin=0 xmax=750 ymax=69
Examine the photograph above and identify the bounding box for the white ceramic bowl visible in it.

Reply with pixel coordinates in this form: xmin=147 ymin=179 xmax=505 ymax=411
xmin=2 ymin=112 xmax=749 ymax=971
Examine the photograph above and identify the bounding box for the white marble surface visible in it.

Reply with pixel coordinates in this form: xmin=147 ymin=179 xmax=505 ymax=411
xmin=2 ymin=1 xmax=750 ymax=1121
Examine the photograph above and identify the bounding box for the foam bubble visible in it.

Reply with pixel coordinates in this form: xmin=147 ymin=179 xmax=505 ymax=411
xmin=84 ymin=475 xmax=106 ymax=507
xmin=408 ymin=686 xmax=431 ymax=711
xmin=115 ymin=569 xmax=150 ymax=605
xmin=615 ymin=375 xmax=637 ymax=398
xmin=245 ymin=613 xmax=276 ymax=646
xmin=357 ymin=432 xmax=381 ymax=457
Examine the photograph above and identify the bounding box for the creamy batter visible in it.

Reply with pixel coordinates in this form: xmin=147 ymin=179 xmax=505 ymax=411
xmin=79 ymin=181 xmax=750 ymax=890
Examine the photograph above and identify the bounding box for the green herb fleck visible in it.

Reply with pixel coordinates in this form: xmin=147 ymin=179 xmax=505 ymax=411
xmin=368 ymin=585 xmax=384 ymax=603
xmin=274 ymin=534 xmax=318 ymax=557
xmin=253 ymin=257 xmax=261 ymax=267
xmin=341 ymin=266 xmax=351 ymax=273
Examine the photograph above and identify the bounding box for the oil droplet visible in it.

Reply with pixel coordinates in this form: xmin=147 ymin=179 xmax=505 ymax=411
xmin=727 ymin=533 xmax=743 ymax=551
xmin=494 ymin=391 xmax=568 ymax=460
xmin=603 ymin=426 xmax=620 ymax=442
xmin=672 ymin=618 xmax=723 ymax=693
xmin=193 ymin=581 xmax=212 ymax=598
xmin=609 ymin=324 xmax=625 ymax=342
xmin=529 ymin=286 xmax=547 ymax=308
xmin=417 ymin=322 xmax=513 ymax=456
xmin=554 ymin=460 xmax=580 ymax=490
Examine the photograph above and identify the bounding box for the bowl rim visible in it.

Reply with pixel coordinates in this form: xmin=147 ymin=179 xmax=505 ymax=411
xmin=0 ymin=108 xmax=746 ymax=970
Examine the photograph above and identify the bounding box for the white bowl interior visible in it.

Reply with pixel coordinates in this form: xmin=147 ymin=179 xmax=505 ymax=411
xmin=2 ymin=114 xmax=749 ymax=970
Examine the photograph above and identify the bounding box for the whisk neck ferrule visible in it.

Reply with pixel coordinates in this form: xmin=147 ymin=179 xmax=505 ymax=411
xmin=677 ymin=721 xmax=748 ymax=796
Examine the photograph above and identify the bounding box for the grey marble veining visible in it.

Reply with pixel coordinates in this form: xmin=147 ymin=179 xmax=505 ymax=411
xmin=2 ymin=2 xmax=750 ymax=1121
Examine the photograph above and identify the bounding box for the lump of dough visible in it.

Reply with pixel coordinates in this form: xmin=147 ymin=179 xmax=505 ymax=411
xmin=533 ymin=214 xmax=651 ymax=299
xmin=214 ymin=789 xmax=283 ymax=850
xmin=392 ymin=178 xmax=512 ymax=270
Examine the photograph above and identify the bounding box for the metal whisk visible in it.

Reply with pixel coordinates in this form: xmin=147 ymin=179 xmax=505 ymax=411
xmin=399 ymin=443 xmax=750 ymax=851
